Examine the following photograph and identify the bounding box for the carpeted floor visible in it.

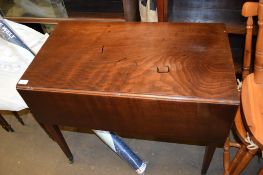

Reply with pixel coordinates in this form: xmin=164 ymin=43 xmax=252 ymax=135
xmin=0 ymin=111 xmax=262 ymax=175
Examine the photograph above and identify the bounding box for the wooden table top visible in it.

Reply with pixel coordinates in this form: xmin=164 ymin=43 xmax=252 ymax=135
xmin=18 ymin=22 xmax=239 ymax=105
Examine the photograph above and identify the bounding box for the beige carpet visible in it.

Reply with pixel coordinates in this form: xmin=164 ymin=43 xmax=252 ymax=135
xmin=0 ymin=111 xmax=262 ymax=175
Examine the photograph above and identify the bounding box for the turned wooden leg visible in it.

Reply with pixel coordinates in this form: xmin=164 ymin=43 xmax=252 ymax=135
xmin=231 ymin=147 xmax=258 ymax=175
xmin=42 ymin=124 xmax=73 ymax=163
xmin=224 ymin=137 xmax=231 ymax=175
xmin=12 ymin=111 xmax=25 ymax=125
xmin=122 ymin=0 xmax=140 ymax=21
xmin=0 ymin=114 xmax=14 ymax=132
xmin=229 ymin=144 xmax=247 ymax=173
xmin=157 ymin=0 xmax=168 ymax=22
xmin=201 ymin=145 xmax=216 ymax=174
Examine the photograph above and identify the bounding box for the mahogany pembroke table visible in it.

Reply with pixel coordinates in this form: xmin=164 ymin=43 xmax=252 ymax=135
xmin=17 ymin=22 xmax=239 ymax=174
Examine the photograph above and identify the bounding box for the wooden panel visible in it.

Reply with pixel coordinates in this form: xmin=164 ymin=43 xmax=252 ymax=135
xmin=16 ymin=22 xmax=239 ymax=170
xmin=18 ymin=22 xmax=239 ymax=105
xmin=17 ymin=22 xmax=239 ymax=149
xmin=19 ymin=89 xmax=237 ymax=146
xmin=170 ymin=7 xmax=244 ymax=24
xmin=168 ymin=0 xmax=258 ymax=34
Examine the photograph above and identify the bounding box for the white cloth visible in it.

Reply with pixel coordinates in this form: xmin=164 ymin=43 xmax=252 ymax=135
xmin=139 ymin=0 xmax=158 ymax=22
xmin=0 ymin=20 xmax=48 ymax=111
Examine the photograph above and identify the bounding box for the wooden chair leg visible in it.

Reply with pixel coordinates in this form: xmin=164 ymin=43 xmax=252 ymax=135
xmin=41 ymin=124 xmax=73 ymax=163
xmin=229 ymin=144 xmax=247 ymax=173
xmin=231 ymin=148 xmax=258 ymax=175
xmin=12 ymin=111 xmax=25 ymax=125
xmin=0 ymin=114 xmax=14 ymax=132
xmin=224 ymin=137 xmax=231 ymax=175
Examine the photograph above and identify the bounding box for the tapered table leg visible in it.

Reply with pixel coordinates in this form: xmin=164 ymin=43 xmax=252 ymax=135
xmin=0 ymin=114 xmax=14 ymax=132
xmin=38 ymin=122 xmax=55 ymax=141
xmin=201 ymin=145 xmax=216 ymax=174
xmin=12 ymin=111 xmax=25 ymax=125
xmin=42 ymin=124 xmax=73 ymax=163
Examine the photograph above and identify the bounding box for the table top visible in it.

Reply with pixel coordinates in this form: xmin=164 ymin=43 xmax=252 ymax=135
xmin=17 ymin=22 xmax=239 ymax=105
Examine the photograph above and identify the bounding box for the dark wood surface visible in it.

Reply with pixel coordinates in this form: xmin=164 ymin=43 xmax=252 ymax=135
xmin=18 ymin=22 xmax=238 ymax=104
xmin=17 ymin=22 xmax=239 ymax=173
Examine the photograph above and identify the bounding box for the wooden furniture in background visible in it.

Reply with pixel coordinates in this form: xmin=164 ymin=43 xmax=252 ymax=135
xmin=223 ymin=1 xmax=263 ymax=175
xmin=0 ymin=114 xmax=14 ymax=132
xmin=12 ymin=112 xmax=25 ymax=126
xmin=17 ymin=22 xmax=239 ymax=174
xmin=157 ymin=0 xmax=168 ymax=21
xmin=1 ymin=0 xmax=251 ymax=34
xmin=0 ymin=112 xmax=25 ymax=132
xmin=155 ymin=0 xmax=259 ymax=34
xmin=64 ymin=0 xmax=140 ymax=21
xmin=1 ymin=0 xmax=135 ymax=23
xmin=122 ymin=0 xmax=140 ymax=21
xmin=241 ymin=2 xmax=258 ymax=78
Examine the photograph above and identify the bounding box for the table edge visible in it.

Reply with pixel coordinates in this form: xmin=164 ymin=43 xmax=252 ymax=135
xmin=17 ymin=86 xmax=240 ymax=106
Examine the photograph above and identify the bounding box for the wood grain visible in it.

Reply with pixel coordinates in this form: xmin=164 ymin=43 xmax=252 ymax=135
xmin=16 ymin=22 xmax=239 ymax=172
xmin=224 ymin=2 xmax=263 ymax=175
xmin=242 ymin=73 xmax=263 ymax=148
xmin=18 ymin=22 xmax=239 ymax=105
xmin=19 ymin=89 xmax=237 ymax=145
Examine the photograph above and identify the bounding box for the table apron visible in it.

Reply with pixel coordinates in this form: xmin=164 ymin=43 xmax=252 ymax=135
xmin=19 ymin=90 xmax=238 ymax=146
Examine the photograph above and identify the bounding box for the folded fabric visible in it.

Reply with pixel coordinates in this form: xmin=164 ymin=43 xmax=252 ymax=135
xmin=0 ymin=19 xmax=48 ymax=111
